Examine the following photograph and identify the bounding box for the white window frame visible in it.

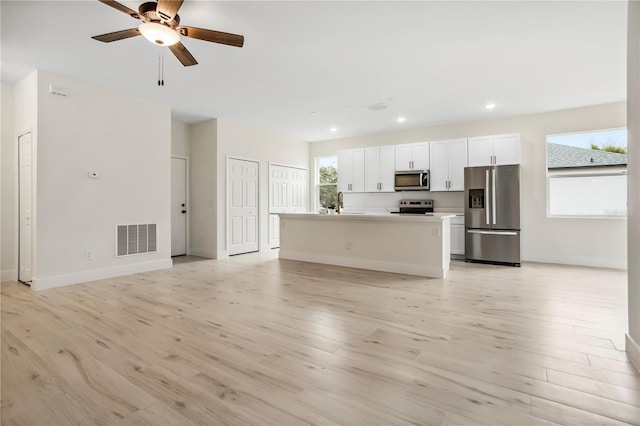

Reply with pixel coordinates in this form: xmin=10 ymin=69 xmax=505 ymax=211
xmin=315 ymin=156 xmax=338 ymax=212
xmin=546 ymin=128 xmax=627 ymax=219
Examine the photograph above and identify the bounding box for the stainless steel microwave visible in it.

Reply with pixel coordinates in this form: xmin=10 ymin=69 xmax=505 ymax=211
xmin=394 ymin=170 xmax=430 ymax=191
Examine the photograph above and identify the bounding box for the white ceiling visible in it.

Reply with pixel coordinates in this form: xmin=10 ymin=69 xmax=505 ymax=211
xmin=1 ymin=1 xmax=627 ymax=142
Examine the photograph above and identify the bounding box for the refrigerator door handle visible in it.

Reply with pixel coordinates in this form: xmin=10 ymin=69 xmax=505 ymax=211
xmin=492 ymin=168 xmax=497 ymax=225
xmin=467 ymin=229 xmax=518 ymax=236
xmin=485 ymin=170 xmax=490 ymax=225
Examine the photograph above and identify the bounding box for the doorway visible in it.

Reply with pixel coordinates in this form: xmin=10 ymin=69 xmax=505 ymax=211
xmin=171 ymin=157 xmax=188 ymax=257
xmin=227 ymin=157 xmax=259 ymax=256
xmin=18 ymin=132 xmax=33 ymax=284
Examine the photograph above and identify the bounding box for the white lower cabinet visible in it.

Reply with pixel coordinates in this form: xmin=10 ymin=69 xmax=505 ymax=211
xmin=450 ymin=216 xmax=465 ymax=256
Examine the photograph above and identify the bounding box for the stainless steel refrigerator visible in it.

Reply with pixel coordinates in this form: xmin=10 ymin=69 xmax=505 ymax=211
xmin=464 ymin=164 xmax=521 ymax=266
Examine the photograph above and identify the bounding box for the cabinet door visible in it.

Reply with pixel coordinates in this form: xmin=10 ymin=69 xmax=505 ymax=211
xmin=493 ymin=134 xmax=521 ymax=165
xmin=337 ymin=149 xmax=351 ymax=192
xmin=429 ymin=141 xmax=449 ymax=191
xmin=467 ymin=136 xmax=493 ymax=167
xmin=379 ymin=145 xmax=396 ymax=192
xmin=365 ymin=147 xmax=381 ymax=192
xmin=450 ymin=224 xmax=465 ymax=255
xmin=395 ymin=144 xmax=413 ymax=170
xmin=412 ymin=142 xmax=430 ymax=170
xmin=350 ymin=148 xmax=365 ymax=192
xmin=447 ymin=138 xmax=468 ymax=191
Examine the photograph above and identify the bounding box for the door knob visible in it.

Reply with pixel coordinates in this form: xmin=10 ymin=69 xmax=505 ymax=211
xmin=181 ymin=210 xmax=187 ymax=214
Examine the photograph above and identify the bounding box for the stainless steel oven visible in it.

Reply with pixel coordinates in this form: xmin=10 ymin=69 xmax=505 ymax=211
xmin=394 ymin=170 xmax=430 ymax=191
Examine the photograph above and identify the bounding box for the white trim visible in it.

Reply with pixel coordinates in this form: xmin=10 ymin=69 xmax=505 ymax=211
xmin=279 ymin=250 xmax=446 ymax=278
xmin=260 ymin=243 xmax=271 ymax=252
xmin=217 ymin=250 xmax=229 ymax=259
xmin=626 ymin=334 xmax=640 ymax=373
xmin=267 ymin=161 xmax=308 ymax=171
xmin=1 ymin=270 xmax=18 ymax=283
xmin=190 ymin=248 xmax=217 ymax=258
xmin=171 ymin=155 xmax=191 ymax=255
xmin=31 ymin=258 xmax=173 ymax=291
xmin=523 ymin=253 xmax=627 ymax=270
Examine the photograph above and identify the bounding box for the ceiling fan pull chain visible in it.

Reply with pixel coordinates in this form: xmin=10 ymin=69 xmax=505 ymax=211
xmin=157 ymin=52 xmax=161 ymax=86
xmin=162 ymin=51 xmax=165 ymax=86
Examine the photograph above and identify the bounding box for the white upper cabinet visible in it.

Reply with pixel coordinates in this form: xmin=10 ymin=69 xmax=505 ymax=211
xmin=395 ymin=142 xmax=429 ymax=170
xmin=365 ymin=145 xmax=395 ymax=192
xmin=337 ymin=148 xmax=365 ymax=192
xmin=429 ymin=138 xmax=467 ymax=192
xmin=468 ymin=134 xmax=521 ymax=166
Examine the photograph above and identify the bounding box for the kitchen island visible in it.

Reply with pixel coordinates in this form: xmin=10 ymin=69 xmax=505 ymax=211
xmin=278 ymin=213 xmax=454 ymax=278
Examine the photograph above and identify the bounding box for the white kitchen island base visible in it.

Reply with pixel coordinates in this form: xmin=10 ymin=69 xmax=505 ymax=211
xmin=278 ymin=213 xmax=453 ymax=278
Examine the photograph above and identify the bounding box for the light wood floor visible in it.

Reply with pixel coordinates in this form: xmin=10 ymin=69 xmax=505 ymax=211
xmin=2 ymin=252 xmax=638 ymax=425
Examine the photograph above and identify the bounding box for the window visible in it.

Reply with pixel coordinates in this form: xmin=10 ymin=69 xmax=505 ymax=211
xmin=317 ymin=156 xmax=337 ymax=211
xmin=546 ymin=129 xmax=627 ymax=217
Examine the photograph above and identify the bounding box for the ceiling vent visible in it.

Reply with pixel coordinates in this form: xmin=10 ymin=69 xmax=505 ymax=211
xmin=367 ymin=102 xmax=388 ymax=111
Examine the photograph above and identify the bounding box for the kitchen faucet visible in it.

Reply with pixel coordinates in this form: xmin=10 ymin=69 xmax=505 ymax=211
xmin=337 ymin=191 xmax=344 ymax=214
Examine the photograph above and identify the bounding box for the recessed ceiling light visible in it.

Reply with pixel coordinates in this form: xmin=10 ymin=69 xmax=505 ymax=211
xmin=330 ymin=127 xmax=338 ymax=132
xmin=397 ymin=116 xmax=406 ymax=123
xmin=485 ymin=103 xmax=496 ymax=110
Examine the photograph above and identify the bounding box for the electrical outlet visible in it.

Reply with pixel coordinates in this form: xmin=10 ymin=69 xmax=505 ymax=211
xmin=85 ymin=250 xmax=94 ymax=260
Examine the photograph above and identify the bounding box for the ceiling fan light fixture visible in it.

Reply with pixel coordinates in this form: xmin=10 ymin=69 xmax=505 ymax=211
xmin=138 ymin=22 xmax=180 ymax=46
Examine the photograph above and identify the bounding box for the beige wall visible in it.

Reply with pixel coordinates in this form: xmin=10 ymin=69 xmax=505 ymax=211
xmin=216 ymin=119 xmax=309 ymax=255
xmin=189 ymin=119 xmax=218 ymax=258
xmin=626 ymin=0 xmax=639 ymax=370
xmin=309 ymin=102 xmax=627 ymax=269
xmin=171 ymin=121 xmax=191 ymax=158
xmin=1 ymin=71 xmax=173 ymax=289
xmin=1 ymin=83 xmax=17 ymax=281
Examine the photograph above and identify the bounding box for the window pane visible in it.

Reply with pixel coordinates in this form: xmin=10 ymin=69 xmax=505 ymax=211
xmin=549 ymin=175 xmax=627 ymax=216
xmin=319 ymin=185 xmax=338 ymax=209
xmin=318 ymin=157 xmax=337 ymax=184
xmin=547 ymin=128 xmax=627 ymax=218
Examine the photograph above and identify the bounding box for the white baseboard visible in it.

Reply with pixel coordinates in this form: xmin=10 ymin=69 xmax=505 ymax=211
xmin=1 ymin=269 xmax=18 ymax=283
xmin=523 ymin=253 xmax=627 ymax=270
xmin=32 ymin=258 xmax=173 ymax=291
xmin=279 ymin=250 xmax=446 ymax=278
xmin=626 ymin=334 xmax=640 ymax=373
xmin=260 ymin=243 xmax=271 ymax=252
xmin=217 ymin=250 xmax=229 ymax=259
xmin=190 ymin=248 xmax=217 ymax=259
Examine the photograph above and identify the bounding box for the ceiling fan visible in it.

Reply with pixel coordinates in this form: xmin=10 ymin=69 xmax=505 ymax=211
xmin=92 ymin=0 xmax=244 ymax=66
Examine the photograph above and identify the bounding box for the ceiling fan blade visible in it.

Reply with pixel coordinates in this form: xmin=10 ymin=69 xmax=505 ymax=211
xmin=92 ymin=28 xmax=141 ymax=43
xmin=178 ymin=26 xmax=244 ymax=48
xmin=156 ymin=0 xmax=184 ymax=21
xmin=169 ymin=42 xmax=198 ymax=66
xmin=97 ymin=0 xmax=139 ymax=18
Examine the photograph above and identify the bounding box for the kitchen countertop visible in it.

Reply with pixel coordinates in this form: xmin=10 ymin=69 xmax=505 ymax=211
xmin=278 ymin=212 xmax=456 ymax=222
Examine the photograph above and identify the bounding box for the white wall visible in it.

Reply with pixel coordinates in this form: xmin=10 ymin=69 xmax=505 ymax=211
xmin=309 ymin=102 xmax=627 ymax=269
xmin=189 ymin=119 xmax=217 ymax=258
xmin=1 ymin=83 xmax=17 ymax=281
xmin=626 ymin=0 xmax=640 ymax=370
xmin=216 ymin=119 xmax=308 ymax=255
xmin=29 ymin=71 xmax=172 ymax=289
xmin=171 ymin=120 xmax=190 ymax=158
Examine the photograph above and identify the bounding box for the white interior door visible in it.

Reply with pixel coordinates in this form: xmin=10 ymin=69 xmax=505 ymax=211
xmin=18 ymin=132 xmax=33 ymax=283
xmin=228 ymin=158 xmax=259 ymax=255
xmin=171 ymin=157 xmax=187 ymax=256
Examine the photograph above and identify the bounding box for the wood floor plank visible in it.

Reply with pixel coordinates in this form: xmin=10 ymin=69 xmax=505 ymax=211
xmin=1 ymin=253 xmax=636 ymax=425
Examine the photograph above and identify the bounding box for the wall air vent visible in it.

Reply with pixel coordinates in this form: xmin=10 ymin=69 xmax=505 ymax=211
xmin=116 ymin=224 xmax=157 ymax=257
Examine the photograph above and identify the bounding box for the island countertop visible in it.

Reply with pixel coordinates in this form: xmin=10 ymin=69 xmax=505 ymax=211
xmin=277 ymin=212 xmax=457 ymax=222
